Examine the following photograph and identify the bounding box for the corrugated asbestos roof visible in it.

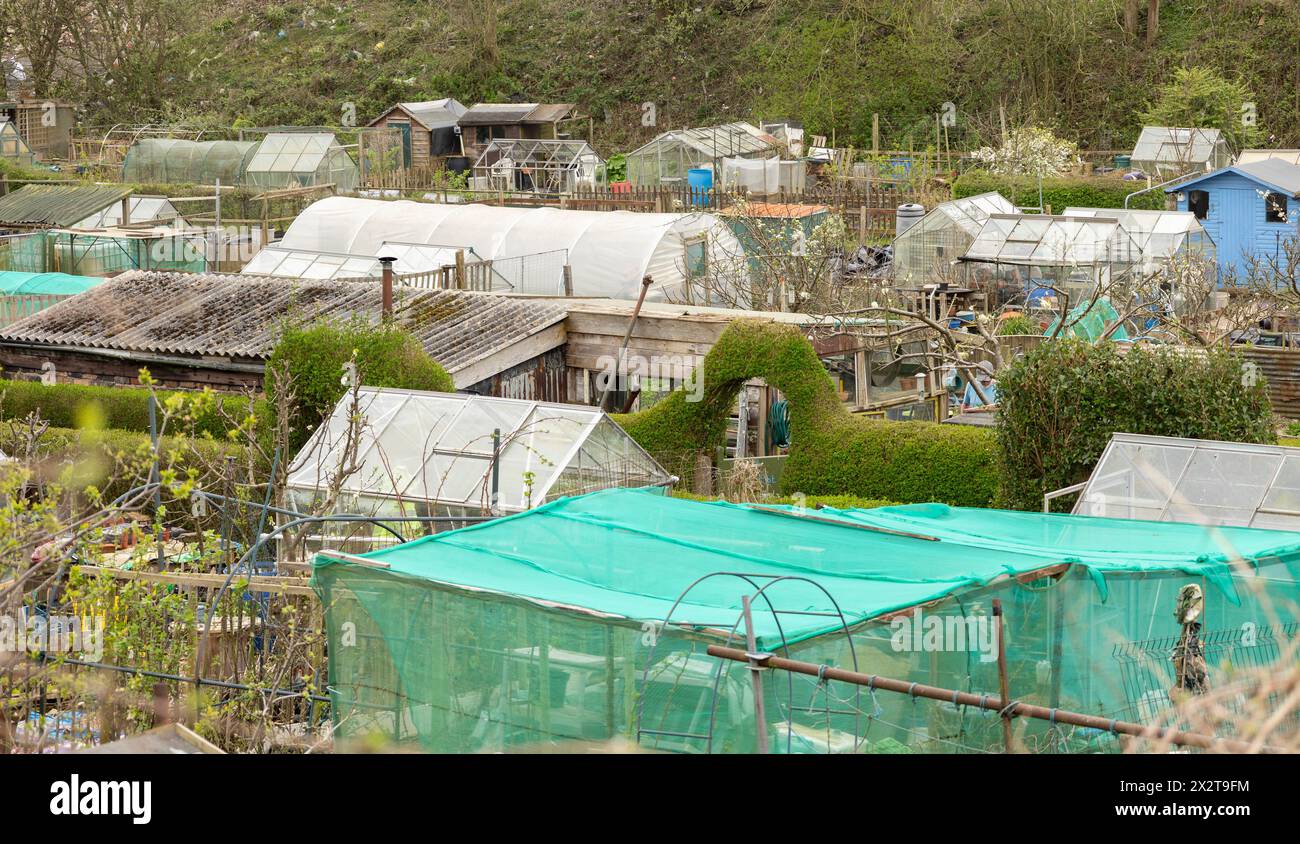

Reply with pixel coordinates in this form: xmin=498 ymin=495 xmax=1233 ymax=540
xmin=0 ymin=184 xmax=133 ymax=227
xmin=458 ymin=103 xmax=574 ymax=126
xmin=0 ymin=271 xmax=569 ymax=373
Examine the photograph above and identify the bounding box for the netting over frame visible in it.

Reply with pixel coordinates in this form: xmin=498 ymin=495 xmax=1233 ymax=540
xmin=312 ymin=489 xmax=1300 ymax=753
xmin=120 ymin=139 xmax=258 ymax=185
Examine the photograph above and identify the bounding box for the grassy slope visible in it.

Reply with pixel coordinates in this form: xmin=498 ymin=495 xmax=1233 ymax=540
xmin=98 ymin=0 xmax=1300 ymax=155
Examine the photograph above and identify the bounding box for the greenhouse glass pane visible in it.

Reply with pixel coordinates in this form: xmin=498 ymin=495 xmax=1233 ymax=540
xmin=440 ymin=398 xmax=534 ymax=455
xmin=1163 ymin=448 xmax=1279 ymax=526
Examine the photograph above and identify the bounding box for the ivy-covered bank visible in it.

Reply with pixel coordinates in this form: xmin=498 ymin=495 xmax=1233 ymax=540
xmin=614 ymin=321 xmax=1000 ymax=507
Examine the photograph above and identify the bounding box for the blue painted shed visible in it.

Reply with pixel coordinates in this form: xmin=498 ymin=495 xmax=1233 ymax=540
xmin=1167 ymin=158 xmax=1300 ymax=281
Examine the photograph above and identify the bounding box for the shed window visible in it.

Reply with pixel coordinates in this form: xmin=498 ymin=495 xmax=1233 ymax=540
xmin=1188 ymin=189 xmax=1209 ymax=220
xmin=1265 ymin=192 xmax=1289 ymax=224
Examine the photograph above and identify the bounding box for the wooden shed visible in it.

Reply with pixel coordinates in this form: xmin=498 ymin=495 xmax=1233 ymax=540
xmin=457 ymin=102 xmax=577 ymax=165
xmin=367 ymin=98 xmax=467 ymax=167
xmin=1168 ymin=159 xmax=1300 ymax=280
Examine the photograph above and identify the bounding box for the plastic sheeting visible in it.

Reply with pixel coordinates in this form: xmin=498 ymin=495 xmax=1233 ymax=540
xmin=276 ymin=196 xmax=745 ymax=300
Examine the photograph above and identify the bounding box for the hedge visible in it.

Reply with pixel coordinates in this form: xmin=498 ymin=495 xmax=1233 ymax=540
xmin=615 ymin=321 xmax=999 ymax=507
xmin=997 ymin=339 xmax=1275 ymax=511
xmin=952 ymin=169 xmax=1167 ymax=212
xmin=0 ymin=424 xmax=249 ymax=505
xmin=0 ymin=378 xmax=263 ymax=439
xmin=265 ymin=319 xmax=455 ymax=451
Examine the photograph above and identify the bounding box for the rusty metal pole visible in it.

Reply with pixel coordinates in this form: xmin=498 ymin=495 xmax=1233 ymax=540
xmin=379 ymin=256 xmax=395 ymax=321
xmin=993 ymin=598 xmax=1015 ymax=752
xmin=597 ymin=275 xmax=653 ymax=412
xmin=741 ymin=596 xmax=769 ymax=754
xmin=704 ymin=645 xmax=1267 ymax=753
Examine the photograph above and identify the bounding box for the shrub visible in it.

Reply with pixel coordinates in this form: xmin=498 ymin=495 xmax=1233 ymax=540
xmin=615 ymin=320 xmax=999 ymax=507
xmin=996 ymin=340 xmax=1275 ymax=511
xmin=0 ymin=378 xmax=260 ymax=438
xmin=265 ymin=318 xmax=454 ymax=449
xmin=952 ymin=169 xmax=1166 ymax=211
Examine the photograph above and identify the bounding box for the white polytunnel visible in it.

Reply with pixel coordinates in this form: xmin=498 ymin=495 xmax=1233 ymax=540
xmin=273 ymin=196 xmax=746 ymax=300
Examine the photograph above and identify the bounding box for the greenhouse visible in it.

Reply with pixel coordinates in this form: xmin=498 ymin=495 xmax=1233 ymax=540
xmin=240 ymin=241 xmax=473 ymax=282
xmin=312 ymin=488 xmax=1300 ymax=753
xmin=470 ymin=138 xmax=604 ymax=193
xmin=286 ymin=388 xmax=673 ymax=522
xmin=1130 ymin=127 xmax=1230 ymax=179
xmin=1060 ymin=207 xmax=1216 ymax=275
xmin=0 ymin=271 xmax=104 ymax=326
xmin=75 ymin=195 xmax=183 ymax=229
xmin=277 ymin=196 xmax=746 ymax=301
xmin=119 ymin=139 xmax=258 ymax=185
xmin=244 ymin=133 xmax=359 ymax=192
xmin=625 ymin=122 xmax=778 ymax=186
xmin=0 ymin=119 xmax=35 ymax=168
xmin=1069 ymin=433 xmax=1300 ymax=531
xmin=892 ymin=192 xmax=1017 ymax=284
xmin=959 ymin=214 xmax=1144 ymax=305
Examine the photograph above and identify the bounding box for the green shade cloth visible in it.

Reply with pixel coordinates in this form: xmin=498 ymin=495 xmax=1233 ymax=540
xmin=314 ymin=488 xmax=1300 ymax=646
xmin=1045 ymin=296 xmax=1129 ymax=341
xmin=0 ymin=271 xmax=104 ymax=296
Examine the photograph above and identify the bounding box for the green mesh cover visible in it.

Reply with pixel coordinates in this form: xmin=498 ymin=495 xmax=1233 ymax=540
xmin=120 ymin=139 xmax=258 ymax=185
xmin=312 ymin=489 xmax=1300 ymax=753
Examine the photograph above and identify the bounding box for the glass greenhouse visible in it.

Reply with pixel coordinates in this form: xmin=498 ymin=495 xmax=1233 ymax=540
xmin=1130 ymin=127 xmax=1230 ymax=179
xmin=119 ymin=139 xmax=259 ymax=185
xmin=313 ymin=488 xmax=1300 ymax=753
xmin=0 ymin=119 xmax=35 ymax=168
xmin=959 ymin=214 xmax=1144 ymax=306
xmin=1073 ymin=433 xmax=1300 ymax=531
xmin=244 ymin=133 xmax=359 ymax=192
xmin=285 ymin=388 xmax=673 ymax=524
xmin=1060 ymin=207 xmax=1216 ymax=275
xmin=625 ymin=122 xmax=778 ymax=186
xmin=892 ymin=192 xmax=1017 ymax=284
xmin=471 ymin=138 xmax=604 ymax=193
xmin=74 ymin=195 xmax=183 ymax=229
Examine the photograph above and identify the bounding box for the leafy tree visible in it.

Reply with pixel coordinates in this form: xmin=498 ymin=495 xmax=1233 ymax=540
xmin=1139 ymin=66 xmax=1263 ymax=151
xmin=971 ymin=127 xmax=1079 ymax=177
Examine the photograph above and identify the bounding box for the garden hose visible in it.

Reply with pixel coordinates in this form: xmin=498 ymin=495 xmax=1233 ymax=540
xmin=768 ymin=399 xmax=791 ymax=450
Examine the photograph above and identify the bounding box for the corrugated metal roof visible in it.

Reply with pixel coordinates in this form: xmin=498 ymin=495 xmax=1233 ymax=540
xmin=0 ymin=184 xmax=133 ymax=228
xmin=0 ymin=271 xmax=569 ymax=373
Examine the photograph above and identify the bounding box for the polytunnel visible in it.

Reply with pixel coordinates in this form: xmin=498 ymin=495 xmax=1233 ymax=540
xmin=273 ymin=196 xmax=747 ymax=301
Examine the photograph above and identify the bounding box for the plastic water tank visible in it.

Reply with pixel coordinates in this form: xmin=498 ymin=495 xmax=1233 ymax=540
xmin=896 ymin=203 xmax=925 ymax=237
xmin=687 ymin=168 xmax=713 ymax=206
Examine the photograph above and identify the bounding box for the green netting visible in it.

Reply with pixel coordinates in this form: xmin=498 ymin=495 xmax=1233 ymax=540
xmin=312 ymin=489 xmax=1300 ymax=753
xmin=1045 ymin=296 xmax=1129 ymax=342
xmin=0 ymin=271 xmax=103 ymax=295
xmin=120 ymin=139 xmax=258 ymax=185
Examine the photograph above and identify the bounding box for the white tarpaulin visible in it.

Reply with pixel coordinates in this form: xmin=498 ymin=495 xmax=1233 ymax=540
xmin=271 ymin=196 xmax=745 ymax=301
xmin=722 ymin=156 xmax=781 ymax=193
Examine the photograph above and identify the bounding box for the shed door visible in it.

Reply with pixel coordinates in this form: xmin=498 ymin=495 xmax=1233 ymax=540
xmin=1217 ymin=189 xmax=1255 ymax=278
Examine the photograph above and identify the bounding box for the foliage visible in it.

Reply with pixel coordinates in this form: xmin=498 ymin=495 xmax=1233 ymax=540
xmin=264 ymin=318 xmax=453 ymax=450
xmin=0 ymin=378 xmax=262 ymax=439
xmin=615 ymin=321 xmax=999 ymax=507
xmin=996 ymin=339 xmax=1275 ymax=511
xmin=1139 ymin=66 xmax=1263 ymax=152
xmin=971 ymin=127 xmax=1079 ymax=177
xmin=670 ymin=490 xmax=899 ymax=509
xmin=996 ymin=316 xmax=1039 ymax=336
xmin=605 ymin=153 xmax=627 ymax=183
xmin=952 ymin=169 xmax=1166 ymax=212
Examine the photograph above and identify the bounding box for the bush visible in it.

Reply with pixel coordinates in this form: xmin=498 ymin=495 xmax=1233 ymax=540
xmin=672 ymin=490 xmax=899 ymax=509
xmin=996 ymin=340 xmax=1275 ymax=511
xmin=265 ymin=319 xmax=454 ymax=449
xmin=0 ymin=378 xmax=260 ymax=438
xmin=615 ymin=320 xmax=999 ymax=507
xmin=953 ymin=169 xmax=1166 ymax=211
xmin=0 ymin=424 xmax=247 ymax=504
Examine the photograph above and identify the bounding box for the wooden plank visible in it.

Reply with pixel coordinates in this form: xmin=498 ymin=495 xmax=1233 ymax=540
xmin=74 ymin=565 xmax=317 ymax=597
xmin=564 ymin=312 xmax=729 ymax=345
